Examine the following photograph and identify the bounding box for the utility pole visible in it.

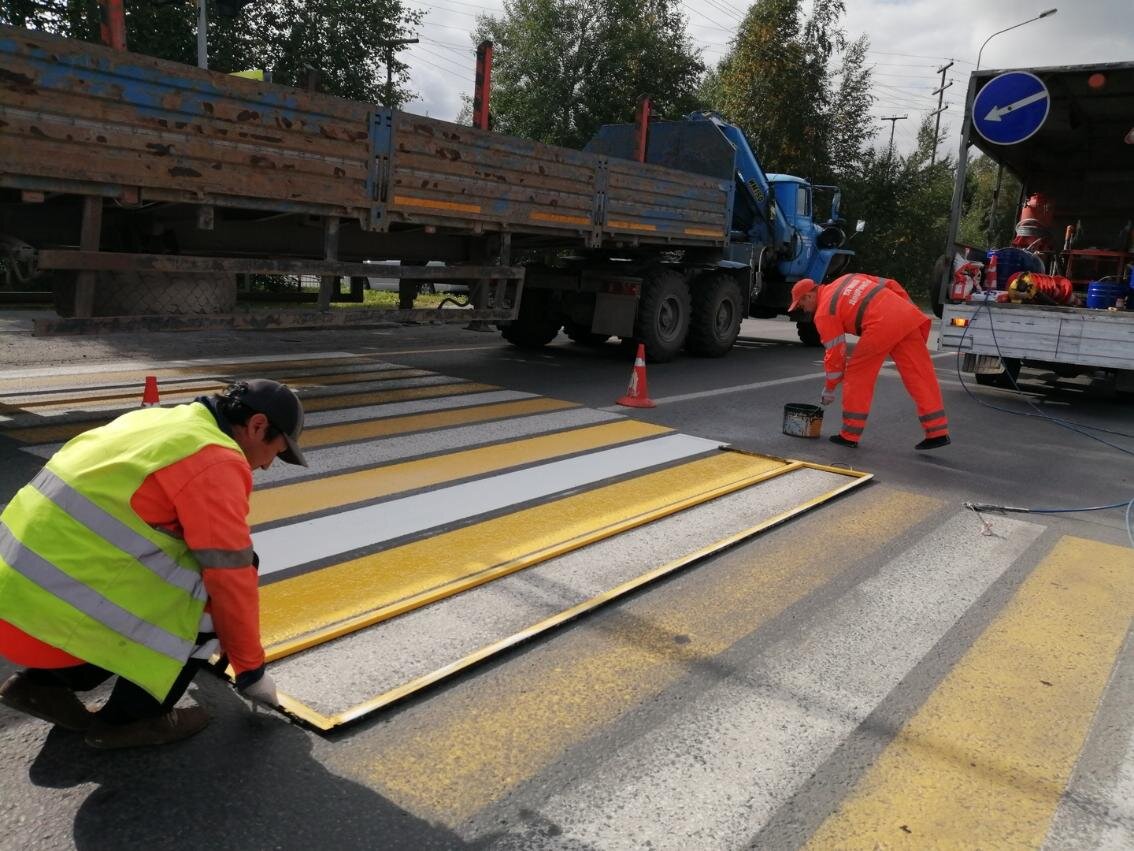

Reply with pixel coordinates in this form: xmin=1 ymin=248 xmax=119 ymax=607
xmin=881 ymin=114 xmax=908 ymax=160
xmin=929 ymin=61 xmax=953 ymax=166
xmin=379 ymin=38 xmax=420 ymax=107
xmin=197 ymin=0 xmax=208 ymax=69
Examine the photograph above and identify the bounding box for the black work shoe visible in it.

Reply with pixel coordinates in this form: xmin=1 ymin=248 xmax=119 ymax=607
xmin=85 ymin=706 xmax=209 ymax=750
xmin=915 ymin=435 xmax=951 ymax=451
xmin=0 ymin=672 xmax=93 ymax=732
xmin=829 ymin=434 xmax=859 ymax=448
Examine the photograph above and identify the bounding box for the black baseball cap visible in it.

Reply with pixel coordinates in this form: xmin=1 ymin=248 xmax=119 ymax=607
xmin=223 ymin=379 xmax=307 ymax=466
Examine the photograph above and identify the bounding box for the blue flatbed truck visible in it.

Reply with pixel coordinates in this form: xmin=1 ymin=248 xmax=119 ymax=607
xmin=0 ymin=25 xmax=853 ymax=359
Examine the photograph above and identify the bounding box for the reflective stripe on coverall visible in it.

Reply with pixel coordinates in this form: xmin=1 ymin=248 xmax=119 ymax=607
xmin=815 ymin=273 xmax=948 ymax=444
xmin=0 ymin=404 xmax=243 ymax=699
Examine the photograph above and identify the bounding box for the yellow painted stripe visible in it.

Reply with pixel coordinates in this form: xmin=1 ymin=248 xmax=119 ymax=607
xmin=684 ymin=226 xmax=723 ymax=238
xmin=301 ymin=397 xmax=578 ymax=449
xmin=0 ymin=354 xmax=398 ymax=394
xmin=393 ymin=195 xmax=481 ymax=214
xmin=7 ymin=382 xmax=227 ymax=411
xmin=2 ymin=382 xmax=497 ymax=445
xmin=278 ymin=368 xmax=430 ymax=387
xmin=2 ymin=369 xmax=427 ymax=410
xmin=261 ymin=450 xmax=785 ymax=653
xmin=607 ymin=219 xmax=658 ymax=232
xmin=320 ymin=462 xmax=873 ymax=729
xmin=249 ymin=419 xmax=670 ymax=525
xmin=336 ymin=487 xmax=941 ymax=825
xmin=530 ymin=211 xmax=591 ymax=226
xmin=806 ymin=536 xmax=1134 ymax=849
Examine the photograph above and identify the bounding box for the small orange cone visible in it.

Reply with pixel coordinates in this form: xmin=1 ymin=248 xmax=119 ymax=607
xmin=141 ymin=375 xmax=160 ymax=407
xmin=616 ymin=343 xmax=655 ymax=408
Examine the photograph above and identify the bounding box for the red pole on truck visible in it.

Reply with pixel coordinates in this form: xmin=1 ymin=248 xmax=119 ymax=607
xmin=473 ymin=41 xmax=493 ymax=130
xmin=98 ymin=0 xmax=127 ymax=50
xmin=634 ymin=95 xmax=651 ymax=162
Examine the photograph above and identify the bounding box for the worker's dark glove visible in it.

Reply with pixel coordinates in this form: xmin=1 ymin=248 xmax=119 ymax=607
xmin=820 ymin=389 xmax=836 ymax=407
xmin=235 ymin=664 xmax=279 ymax=709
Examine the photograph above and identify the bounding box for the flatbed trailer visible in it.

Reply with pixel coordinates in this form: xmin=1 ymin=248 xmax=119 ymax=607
xmin=0 ymin=25 xmax=735 ymax=348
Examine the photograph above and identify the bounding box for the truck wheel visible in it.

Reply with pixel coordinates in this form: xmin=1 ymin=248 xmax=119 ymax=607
xmin=930 ymin=254 xmax=949 ymax=319
xmin=500 ymin=289 xmax=561 ymax=349
xmin=635 ymin=269 xmax=690 ymax=362
xmin=564 ymin=322 xmax=610 ymax=346
xmin=796 ymin=320 xmax=821 ymax=347
xmin=687 ymin=272 xmax=743 ymax=357
xmin=975 ymin=357 xmax=1021 ymax=388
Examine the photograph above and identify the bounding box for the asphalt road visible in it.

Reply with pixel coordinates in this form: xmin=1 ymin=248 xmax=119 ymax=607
xmin=0 ymin=312 xmax=1131 ymax=850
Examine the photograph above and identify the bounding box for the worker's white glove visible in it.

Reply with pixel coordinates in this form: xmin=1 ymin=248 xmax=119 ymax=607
xmin=820 ymin=389 xmax=836 ymax=407
xmin=237 ymin=668 xmax=279 ymax=708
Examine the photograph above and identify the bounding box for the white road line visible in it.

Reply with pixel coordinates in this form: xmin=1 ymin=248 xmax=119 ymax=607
xmin=252 ymin=433 xmax=722 ymax=576
xmin=256 ymin=408 xmax=625 ymax=485
xmin=0 ymin=350 xmax=360 ymax=380
xmin=530 ymin=511 xmax=1045 ymax=850
xmin=601 ymin=373 xmax=829 ymax=409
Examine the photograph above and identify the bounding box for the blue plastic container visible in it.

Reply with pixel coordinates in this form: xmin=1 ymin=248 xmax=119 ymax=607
xmin=1085 ymin=280 xmax=1124 ymax=309
xmin=987 ymin=248 xmax=1044 ymax=290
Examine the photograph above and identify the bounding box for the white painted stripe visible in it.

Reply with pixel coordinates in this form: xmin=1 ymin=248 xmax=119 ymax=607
xmin=19 ymin=390 xmax=546 ymax=460
xmin=256 ymin=408 xmax=625 ymax=485
xmin=252 ymin=433 xmax=722 ymax=576
xmin=601 ymin=373 xmax=829 ymax=409
xmin=303 ymin=390 xmax=537 ymax=427
xmin=532 ymin=511 xmax=1045 ymax=850
xmin=632 ymin=352 xmax=959 ymax=408
xmin=0 ymin=350 xmax=359 ymax=380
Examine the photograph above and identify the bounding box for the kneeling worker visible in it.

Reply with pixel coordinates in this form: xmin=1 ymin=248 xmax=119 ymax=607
xmin=0 ymin=379 xmax=307 ymax=748
xmin=789 ymin=274 xmax=950 ymax=450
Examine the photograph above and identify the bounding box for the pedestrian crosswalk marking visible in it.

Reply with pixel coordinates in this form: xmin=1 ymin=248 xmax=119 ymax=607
xmin=805 ymin=536 xmax=1134 ymax=849
xmin=345 ymin=487 xmax=939 ymax=824
xmin=258 ymin=450 xmax=796 ymax=658
xmin=249 ymin=419 xmax=674 ymax=527
xmin=296 ymin=397 xmax=579 ymax=450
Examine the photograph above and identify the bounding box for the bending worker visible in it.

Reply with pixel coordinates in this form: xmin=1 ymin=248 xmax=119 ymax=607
xmin=789 ymin=274 xmax=950 ymax=450
xmin=0 ymin=379 xmax=306 ymax=749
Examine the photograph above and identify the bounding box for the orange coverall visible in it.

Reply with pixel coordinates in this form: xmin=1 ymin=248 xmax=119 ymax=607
xmin=0 ymin=444 xmax=264 ymax=676
xmin=815 ymin=273 xmax=949 ymax=445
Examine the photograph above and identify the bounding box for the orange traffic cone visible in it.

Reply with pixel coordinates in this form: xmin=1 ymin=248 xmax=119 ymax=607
xmin=141 ymin=375 xmax=160 ymax=407
xmin=616 ymin=343 xmax=655 ymax=408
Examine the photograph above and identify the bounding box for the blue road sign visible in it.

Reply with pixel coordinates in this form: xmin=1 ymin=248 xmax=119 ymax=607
xmin=972 ymin=71 xmax=1050 ymax=145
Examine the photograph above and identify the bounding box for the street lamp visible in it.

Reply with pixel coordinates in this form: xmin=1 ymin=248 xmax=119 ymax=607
xmin=976 ymin=8 xmax=1057 ymax=70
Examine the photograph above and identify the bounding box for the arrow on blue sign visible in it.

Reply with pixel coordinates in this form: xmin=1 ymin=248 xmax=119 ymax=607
xmin=972 ymin=71 xmax=1050 ymax=145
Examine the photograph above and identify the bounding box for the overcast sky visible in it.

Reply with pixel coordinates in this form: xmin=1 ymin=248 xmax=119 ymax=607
xmin=398 ymin=0 xmax=1133 ymax=155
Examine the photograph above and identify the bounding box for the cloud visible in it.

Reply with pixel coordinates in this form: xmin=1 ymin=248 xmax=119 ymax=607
xmin=400 ymin=0 xmax=1134 ymax=154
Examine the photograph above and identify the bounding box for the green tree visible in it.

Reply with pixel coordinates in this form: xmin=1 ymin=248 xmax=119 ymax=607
xmin=475 ymin=0 xmax=704 ymax=148
xmin=708 ymin=0 xmax=850 ymax=182
xmin=1 ymin=0 xmax=422 ymax=106
xmin=841 ymin=116 xmax=954 ymax=300
xmin=958 ymin=153 xmax=1023 ymax=251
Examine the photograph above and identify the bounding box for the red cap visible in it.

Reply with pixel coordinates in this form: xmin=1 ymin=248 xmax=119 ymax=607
xmin=788 ymin=278 xmax=819 ymax=312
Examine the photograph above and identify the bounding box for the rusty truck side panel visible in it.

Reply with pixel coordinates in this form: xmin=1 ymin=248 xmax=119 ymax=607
xmin=1 ymin=26 xmax=730 ymax=250
xmin=383 ymin=113 xmax=730 ymax=246
xmin=0 ymin=28 xmax=373 ymax=220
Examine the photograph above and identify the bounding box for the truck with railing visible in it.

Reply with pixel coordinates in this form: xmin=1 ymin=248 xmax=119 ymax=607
xmin=0 ymin=24 xmax=853 ymax=360
xmin=935 ymin=60 xmax=1134 ymax=393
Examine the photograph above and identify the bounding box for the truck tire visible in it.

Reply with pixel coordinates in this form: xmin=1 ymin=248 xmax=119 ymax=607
xmin=500 ymin=289 xmax=561 ymax=349
xmin=687 ymin=272 xmax=743 ymax=357
xmin=564 ymin=322 xmax=610 ymax=346
xmin=974 ymin=357 xmax=1021 ymax=388
xmin=930 ymin=254 xmax=949 ymax=319
xmin=53 ymin=272 xmax=236 ymax=317
xmin=796 ymin=320 xmax=821 ymax=347
xmin=634 ymin=269 xmax=690 ymax=363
